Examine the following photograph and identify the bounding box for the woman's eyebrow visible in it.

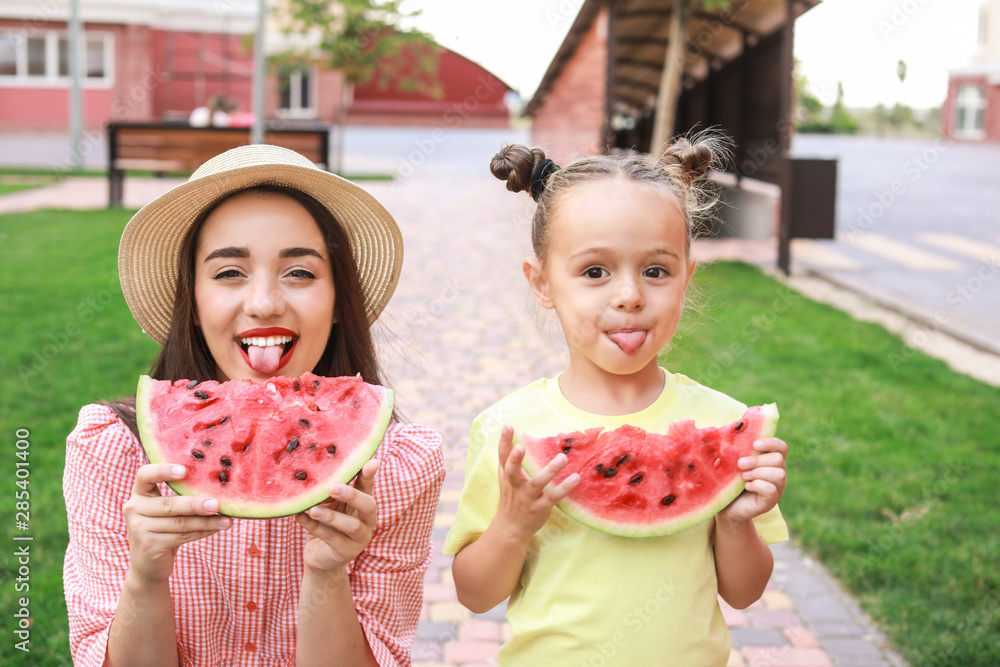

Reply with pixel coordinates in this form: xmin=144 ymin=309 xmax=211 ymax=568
xmin=279 ymin=247 xmax=326 ymax=260
xmin=202 ymin=247 xmax=325 ymax=261
xmin=204 ymin=246 xmax=249 ymax=261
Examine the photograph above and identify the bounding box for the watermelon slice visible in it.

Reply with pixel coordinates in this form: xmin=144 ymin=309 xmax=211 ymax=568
xmin=518 ymin=404 xmax=778 ymax=537
xmin=136 ymin=372 xmax=393 ymax=518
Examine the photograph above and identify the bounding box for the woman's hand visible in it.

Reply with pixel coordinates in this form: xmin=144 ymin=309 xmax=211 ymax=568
xmin=718 ymin=437 xmax=788 ymax=525
xmin=297 ymin=459 xmax=380 ymax=574
xmin=123 ymin=463 xmax=233 ymax=586
xmin=495 ymin=425 xmax=580 ymax=542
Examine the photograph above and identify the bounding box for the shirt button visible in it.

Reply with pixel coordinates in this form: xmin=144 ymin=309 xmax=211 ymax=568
xmin=247 ymin=544 xmax=260 ymax=557
xmin=245 ymin=642 xmax=256 ymax=652
xmin=245 ymin=601 xmax=257 ymax=612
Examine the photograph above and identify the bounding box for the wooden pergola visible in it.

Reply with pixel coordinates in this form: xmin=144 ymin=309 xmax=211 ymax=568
xmin=525 ymin=0 xmax=832 ymax=273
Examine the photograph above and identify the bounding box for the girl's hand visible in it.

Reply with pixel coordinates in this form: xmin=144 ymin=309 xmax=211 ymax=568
xmin=718 ymin=437 xmax=787 ymax=525
xmin=496 ymin=425 xmax=580 ymax=542
xmin=297 ymin=459 xmax=379 ymax=574
xmin=123 ymin=463 xmax=233 ymax=586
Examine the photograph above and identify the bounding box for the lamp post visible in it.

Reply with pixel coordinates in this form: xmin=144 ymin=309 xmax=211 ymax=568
xmin=251 ymin=0 xmax=266 ymax=144
xmin=68 ymin=0 xmax=83 ymax=168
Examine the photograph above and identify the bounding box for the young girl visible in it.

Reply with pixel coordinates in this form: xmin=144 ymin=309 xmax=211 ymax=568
xmin=444 ymin=137 xmax=788 ymax=665
xmin=63 ymin=144 xmax=446 ymax=666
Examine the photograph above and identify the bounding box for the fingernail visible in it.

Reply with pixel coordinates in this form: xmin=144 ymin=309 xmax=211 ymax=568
xmin=172 ymin=465 xmax=186 ymax=478
xmin=330 ymin=483 xmax=345 ymax=496
xmin=216 ymin=516 xmax=230 ymax=528
xmin=309 ymin=506 xmax=326 ymax=519
xmin=204 ymin=499 xmax=219 ymax=512
xmin=738 ymin=457 xmax=752 ymax=469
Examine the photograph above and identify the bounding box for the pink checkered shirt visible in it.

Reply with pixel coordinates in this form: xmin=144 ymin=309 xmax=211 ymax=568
xmin=63 ymin=404 xmax=445 ymax=666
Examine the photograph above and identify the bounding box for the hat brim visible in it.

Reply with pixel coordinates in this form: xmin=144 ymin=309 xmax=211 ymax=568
xmin=119 ymin=156 xmax=402 ymax=346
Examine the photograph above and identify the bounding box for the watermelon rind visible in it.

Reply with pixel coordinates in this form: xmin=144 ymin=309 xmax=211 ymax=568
xmin=136 ymin=375 xmax=394 ymax=518
xmin=518 ymin=403 xmax=779 ymax=538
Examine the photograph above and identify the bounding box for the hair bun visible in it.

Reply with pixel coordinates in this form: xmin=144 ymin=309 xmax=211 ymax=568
xmin=491 ymin=144 xmax=547 ymax=196
xmin=660 ymin=138 xmax=714 ymax=185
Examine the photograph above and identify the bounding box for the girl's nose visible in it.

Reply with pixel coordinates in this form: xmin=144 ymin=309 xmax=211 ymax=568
xmin=613 ymin=275 xmax=643 ymax=311
xmin=244 ymin=277 xmax=285 ymax=319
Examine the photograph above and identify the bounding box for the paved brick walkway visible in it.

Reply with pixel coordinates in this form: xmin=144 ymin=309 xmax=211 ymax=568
xmin=1 ymin=171 xmax=908 ymax=666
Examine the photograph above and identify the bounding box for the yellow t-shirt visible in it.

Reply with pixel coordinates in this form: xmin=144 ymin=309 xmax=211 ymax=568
xmin=444 ymin=371 xmax=788 ymax=667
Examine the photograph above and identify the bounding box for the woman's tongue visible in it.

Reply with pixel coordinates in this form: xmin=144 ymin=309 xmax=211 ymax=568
xmin=247 ymin=344 xmax=283 ymax=374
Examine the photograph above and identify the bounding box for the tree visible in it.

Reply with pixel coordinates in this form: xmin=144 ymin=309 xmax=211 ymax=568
xmin=273 ymin=0 xmax=441 ymax=172
xmin=650 ymin=0 xmax=731 ymax=155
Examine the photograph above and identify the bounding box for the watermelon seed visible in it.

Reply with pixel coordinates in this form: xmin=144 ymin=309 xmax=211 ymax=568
xmin=299 ymin=418 xmax=310 ymax=428
xmin=220 ymin=457 xmax=232 ymax=467
xmin=311 ymin=380 xmax=320 ymax=391
xmin=218 ymin=471 xmax=229 ymax=484
xmin=687 ymin=463 xmax=696 ymax=471
xmin=191 ymin=450 xmax=205 ymax=460
xmin=220 ymin=416 xmax=229 ymax=425
xmin=563 ymin=437 xmax=576 ymax=444
xmin=595 ymin=464 xmax=604 ymax=473
xmin=186 ymin=380 xmax=199 ymax=389
xmin=714 ymin=458 xmax=721 ymax=468
xmin=194 ymin=390 xmax=209 ymax=400
xmin=603 ymin=467 xmax=617 ymax=478
xmin=294 ymin=471 xmax=307 ymax=480
xmin=327 ymin=444 xmax=337 ymax=455
xmin=629 ymin=474 xmax=643 ymax=485
xmin=293 ymin=380 xmax=301 ymax=391
xmin=308 ymin=444 xmax=316 ymax=450
xmin=616 ymin=454 xmax=629 ymax=466
xmin=661 ymin=494 xmax=676 ymax=506
xmin=287 ymin=438 xmax=300 ymax=452
xmin=201 ymin=440 xmax=212 ymax=447
xmin=562 ymin=445 xmax=572 ymax=453
xmin=734 ymin=421 xmax=745 ymax=432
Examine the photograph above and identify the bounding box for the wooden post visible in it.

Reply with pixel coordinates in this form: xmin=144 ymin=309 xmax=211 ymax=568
xmin=603 ymin=0 xmax=618 ymax=153
xmin=777 ymin=0 xmax=797 ymax=275
xmin=651 ymin=0 xmax=691 ymax=156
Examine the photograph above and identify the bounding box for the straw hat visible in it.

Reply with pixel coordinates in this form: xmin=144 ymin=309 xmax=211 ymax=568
xmin=118 ymin=144 xmax=403 ymax=345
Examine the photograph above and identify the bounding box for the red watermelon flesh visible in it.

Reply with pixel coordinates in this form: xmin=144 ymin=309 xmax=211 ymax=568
xmin=136 ymin=372 xmax=393 ymax=518
xmin=518 ymin=404 xmax=778 ymax=537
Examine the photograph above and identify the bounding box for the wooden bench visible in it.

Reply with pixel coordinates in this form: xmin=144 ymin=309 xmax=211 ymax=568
xmin=106 ymin=121 xmax=331 ymax=207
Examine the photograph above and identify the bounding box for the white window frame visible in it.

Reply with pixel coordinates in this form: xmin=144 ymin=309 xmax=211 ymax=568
xmin=0 ymin=29 xmax=114 ymax=88
xmin=278 ymin=65 xmax=317 ymax=119
xmin=954 ymin=83 xmax=987 ymax=139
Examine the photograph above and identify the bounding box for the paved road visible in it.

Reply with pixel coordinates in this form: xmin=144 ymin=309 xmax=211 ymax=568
xmin=791 ymin=134 xmax=1000 ymax=357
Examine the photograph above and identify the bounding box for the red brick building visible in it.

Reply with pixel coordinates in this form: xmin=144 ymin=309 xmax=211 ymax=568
xmin=0 ymin=1 xmax=509 ymax=132
xmin=943 ymin=0 xmax=1000 ymax=141
xmin=524 ymin=0 xmax=820 ymax=168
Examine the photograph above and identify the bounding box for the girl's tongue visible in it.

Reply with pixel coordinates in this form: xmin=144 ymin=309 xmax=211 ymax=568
xmin=608 ymin=330 xmax=646 ymax=354
xmin=247 ymin=344 xmax=283 ymax=374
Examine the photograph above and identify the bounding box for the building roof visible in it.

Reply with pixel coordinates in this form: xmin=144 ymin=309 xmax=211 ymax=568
xmin=525 ymin=0 xmax=821 ymax=117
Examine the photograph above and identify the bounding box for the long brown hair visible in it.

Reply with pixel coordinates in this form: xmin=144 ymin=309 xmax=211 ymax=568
xmin=108 ymin=184 xmax=391 ymax=434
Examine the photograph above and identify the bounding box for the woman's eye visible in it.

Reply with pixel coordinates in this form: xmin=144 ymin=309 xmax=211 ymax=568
xmin=212 ymin=269 xmax=243 ymax=280
xmin=287 ymin=269 xmax=316 ymax=279
xmin=584 ymin=267 xmax=607 ymax=279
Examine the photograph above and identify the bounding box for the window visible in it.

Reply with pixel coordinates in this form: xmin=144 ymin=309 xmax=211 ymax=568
xmin=955 ymin=84 xmax=986 ymax=138
xmin=279 ymin=65 xmax=316 ymax=118
xmin=0 ymin=30 xmax=112 ymax=86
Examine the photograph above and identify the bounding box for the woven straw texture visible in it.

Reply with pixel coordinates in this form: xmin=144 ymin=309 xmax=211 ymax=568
xmin=118 ymin=144 xmax=403 ymax=345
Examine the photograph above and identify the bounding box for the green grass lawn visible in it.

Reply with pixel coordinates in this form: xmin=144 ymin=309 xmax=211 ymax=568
xmin=1 ymin=209 xmax=997 ymax=665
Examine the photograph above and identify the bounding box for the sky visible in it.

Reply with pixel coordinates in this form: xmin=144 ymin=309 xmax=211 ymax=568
xmin=407 ymin=0 xmax=984 ymax=110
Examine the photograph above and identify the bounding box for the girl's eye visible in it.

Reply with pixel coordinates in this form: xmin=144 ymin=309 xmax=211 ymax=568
xmin=644 ymin=267 xmax=668 ymax=279
xmin=584 ymin=267 xmax=608 ymax=279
